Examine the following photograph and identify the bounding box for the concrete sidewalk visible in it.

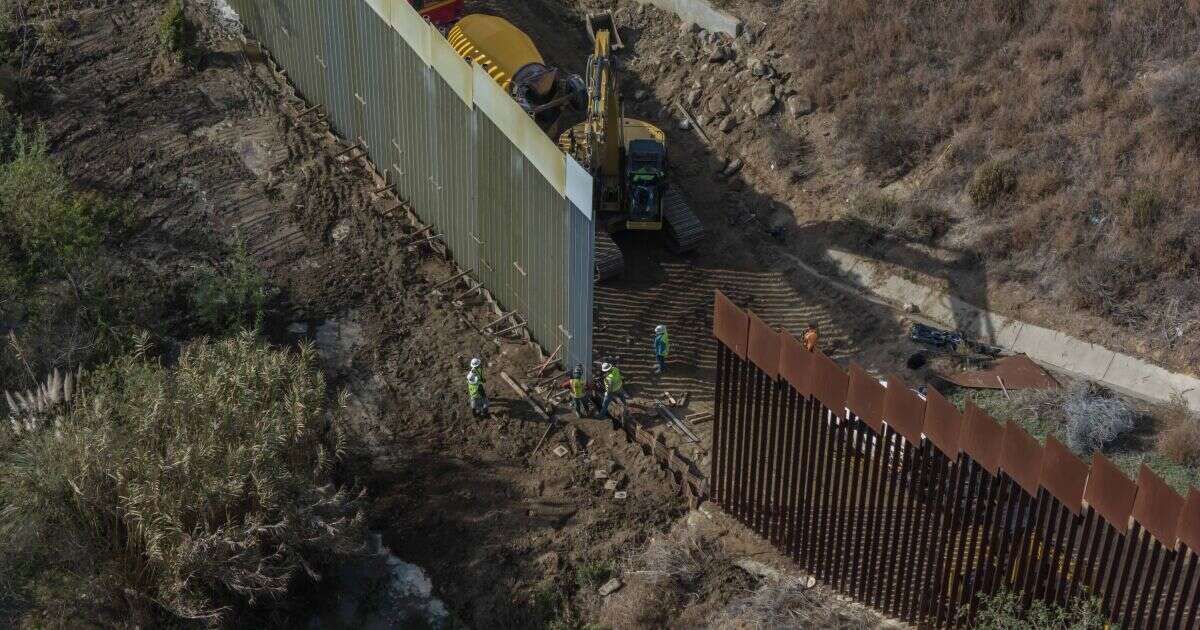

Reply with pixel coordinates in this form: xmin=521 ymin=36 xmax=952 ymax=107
xmin=793 ymin=248 xmax=1200 ymax=411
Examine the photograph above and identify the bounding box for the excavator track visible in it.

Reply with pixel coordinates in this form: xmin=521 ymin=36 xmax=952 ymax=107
xmin=662 ymin=185 xmax=704 ymax=253
xmin=594 ymin=230 xmax=625 ymax=281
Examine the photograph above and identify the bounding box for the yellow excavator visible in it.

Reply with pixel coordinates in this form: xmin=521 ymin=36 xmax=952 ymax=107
xmin=447 ymin=14 xmax=584 ymax=133
xmin=449 ymin=12 xmax=703 ymax=279
xmin=557 ymin=13 xmax=703 ymax=279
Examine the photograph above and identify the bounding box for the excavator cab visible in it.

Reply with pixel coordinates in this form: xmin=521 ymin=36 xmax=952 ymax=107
xmin=625 ymin=139 xmax=666 ymax=229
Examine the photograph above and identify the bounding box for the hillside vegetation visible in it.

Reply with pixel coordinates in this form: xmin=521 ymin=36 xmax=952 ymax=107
xmin=762 ymin=0 xmax=1200 ymax=362
xmin=0 ymin=4 xmax=366 ymax=624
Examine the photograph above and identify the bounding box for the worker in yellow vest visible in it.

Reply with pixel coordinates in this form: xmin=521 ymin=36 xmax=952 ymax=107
xmin=562 ymin=364 xmax=589 ymax=418
xmin=467 ymin=371 xmax=488 ymax=418
xmin=600 ymin=362 xmax=628 ymax=429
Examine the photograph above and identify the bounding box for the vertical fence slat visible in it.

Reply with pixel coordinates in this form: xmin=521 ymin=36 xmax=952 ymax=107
xmin=706 ymin=294 xmax=1200 ymax=628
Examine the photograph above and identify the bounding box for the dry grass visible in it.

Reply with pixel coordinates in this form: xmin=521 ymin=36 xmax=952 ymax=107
xmin=1157 ymin=396 xmax=1200 ymax=466
xmin=968 ymin=160 xmax=1017 ymax=209
xmin=600 ymin=529 xmax=742 ymax=628
xmin=0 ymin=333 xmax=365 ymax=626
xmin=773 ymin=0 xmax=1200 ymax=358
xmin=709 ymin=580 xmax=881 ymax=629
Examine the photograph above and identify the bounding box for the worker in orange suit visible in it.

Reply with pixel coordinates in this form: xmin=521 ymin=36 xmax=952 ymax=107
xmin=803 ymin=322 xmax=819 ymax=353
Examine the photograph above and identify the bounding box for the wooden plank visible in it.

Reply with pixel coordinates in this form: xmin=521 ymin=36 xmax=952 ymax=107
xmin=429 ymin=269 xmax=470 ymax=291
xmin=500 ymin=371 xmax=551 ymax=421
xmin=482 ymin=311 xmax=517 ymax=332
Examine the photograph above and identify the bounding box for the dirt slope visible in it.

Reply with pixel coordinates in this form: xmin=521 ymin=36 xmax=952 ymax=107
xmin=536 ymin=0 xmax=1200 ymax=379
xmin=13 ymin=0 xmax=931 ymax=626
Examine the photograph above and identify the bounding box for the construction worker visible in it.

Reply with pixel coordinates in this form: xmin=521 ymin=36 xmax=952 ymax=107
xmin=600 ymin=362 xmax=628 ymax=429
xmin=803 ymin=322 xmax=819 ymax=353
xmin=467 ymin=371 xmax=488 ymax=418
xmin=467 ymin=358 xmax=488 ymax=414
xmin=653 ymin=324 xmax=669 ymax=373
xmin=468 ymin=357 xmax=485 ymax=384
xmin=564 ymin=364 xmax=589 ymax=418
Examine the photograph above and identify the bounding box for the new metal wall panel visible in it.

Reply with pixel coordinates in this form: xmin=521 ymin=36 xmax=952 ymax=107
xmin=342 ymin=2 xmax=367 ymax=145
xmin=319 ymin=0 xmax=352 ymax=138
xmin=357 ymin=4 xmax=390 ymax=176
xmin=566 ymin=158 xmax=593 ymax=378
xmin=230 ymin=0 xmax=593 ymax=382
xmin=295 ymin=1 xmax=329 ymax=112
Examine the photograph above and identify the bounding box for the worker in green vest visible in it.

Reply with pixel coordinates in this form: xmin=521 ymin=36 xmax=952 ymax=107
xmin=563 ymin=364 xmax=589 ymax=418
xmin=653 ymin=324 xmax=669 ymax=373
xmin=467 ymin=371 xmax=488 ymax=418
xmin=468 ymin=357 xmax=485 ymax=385
xmin=600 ymin=362 xmax=628 ymax=429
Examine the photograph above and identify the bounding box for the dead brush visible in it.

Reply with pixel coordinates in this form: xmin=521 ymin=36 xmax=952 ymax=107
xmin=1062 ymin=382 xmax=1136 ymax=455
xmin=3 ymin=365 xmax=80 ymax=435
xmin=1157 ymin=395 xmax=1200 ymax=466
xmin=708 ymin=579 xmax=881 ymax=629
xmin=602 ymin=530 xmax=734 ymax=627
xmin=0 ymin=331 xmax=365 ymax=625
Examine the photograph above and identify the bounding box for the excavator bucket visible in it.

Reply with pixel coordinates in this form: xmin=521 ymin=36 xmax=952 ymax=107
xmin=586 ymin=11 xmax=624 ymax=51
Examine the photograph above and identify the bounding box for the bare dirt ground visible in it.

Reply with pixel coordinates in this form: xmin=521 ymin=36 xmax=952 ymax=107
xmin=18 ymin=0 xmax=932 ymax=626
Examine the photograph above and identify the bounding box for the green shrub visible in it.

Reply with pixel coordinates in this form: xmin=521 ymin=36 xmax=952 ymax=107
xmin=968 ymin=160 xmax=1017 ymax=208
xmin=848 ymin=191 xmax=901 ymax=229
xmin=574 ymin=561 xmax=614 ymax=590
xmin=0 ymin=333 xmax=365 ymax=625
xmin=897 ymin=200 xmax=952 ymax=243
xmin=1119 ymin=188 xmax=1164 ymax=231
xmin=191 ymin=233 xmax=277 ymax=334
xmin=972 ymin=589 xmax=1105 ymax=630
xmin=837 ymin=99 xmax=934 ymax=175
xmin=0 ymin=126 xmax=132 ymax=289
xmin=157 ymin=0 xmax=192 ymax=60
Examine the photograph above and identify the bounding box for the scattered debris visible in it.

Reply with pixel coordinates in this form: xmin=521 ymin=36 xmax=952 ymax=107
xmin=604 ymin=479 xmax=619 ymax=491
xmin=657 ymin=403 xmax=701 ymax=443
xmin=910 ymin=322 xmax=1001 ymax=356
xmin=331 ymin=219 xmax=351 ymax=242
xmin=675 ymin=100 xmax=710 ymax=145
xmin=598 ymin=577 xmax=624 ymax=596
xmin=938 ymin=354 xmax=1059 ymax=390
xmin=501 ymin=371 xmax=552 ymax=421
xmin=594 ymin=469 xmax=609 ymax=479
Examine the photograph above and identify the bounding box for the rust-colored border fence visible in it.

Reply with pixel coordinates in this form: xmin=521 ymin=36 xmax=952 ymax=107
xmin=709 ymin=290 xmax=1200 ymax=628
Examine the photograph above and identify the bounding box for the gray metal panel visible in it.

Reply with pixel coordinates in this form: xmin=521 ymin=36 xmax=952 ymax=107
xmin=319 ymin=0 xmax=352 ymax=138
xmin=390 ymin=20 xmax=425 ymax=211
xmin=345 ymin=2 xmax=367 ymax=146
xmin=474 ymin=115 xmax=506 ymax=295
xmin=231 ymin=0 xmax=591 ymax=381
xmin=567 ymin=198 xmax=594 ymax=379
xmin=357 ymin=4 xmax=388 ymax=175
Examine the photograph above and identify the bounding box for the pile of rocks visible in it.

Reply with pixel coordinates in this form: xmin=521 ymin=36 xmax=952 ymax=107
xmin=660 ymin=22 xmax=814 ymax=135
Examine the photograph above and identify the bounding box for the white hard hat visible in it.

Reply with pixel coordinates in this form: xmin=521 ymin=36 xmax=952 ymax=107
xmin=601 ymin=362 xmax=612 ymax=372
xmin=655 ymin=325 xmax=666 ymax=334
xmin=467 ymin=372 xmax=480 ymax=384
xmin=470 ymin=357 xmax=482 ymax=369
